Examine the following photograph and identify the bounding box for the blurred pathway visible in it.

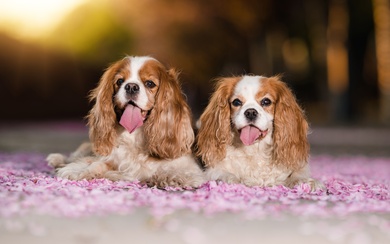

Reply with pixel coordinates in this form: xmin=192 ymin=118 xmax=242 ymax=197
xmin=1 ymin=121 xmax=389 ymax=156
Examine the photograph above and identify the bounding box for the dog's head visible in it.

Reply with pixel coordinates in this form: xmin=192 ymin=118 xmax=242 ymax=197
xmin=197 ymin=75 xmax=309 ymax=170
xmin=88 ymin=56 xmax=194 ymax=158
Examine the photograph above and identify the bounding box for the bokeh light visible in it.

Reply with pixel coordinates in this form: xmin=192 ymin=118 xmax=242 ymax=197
xmin=0 ymin=0 xmax=87 ymax=39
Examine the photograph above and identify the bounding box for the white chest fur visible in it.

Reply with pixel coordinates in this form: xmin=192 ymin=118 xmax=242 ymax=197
xmin=207 ymin=133 xmax=292 ymax=186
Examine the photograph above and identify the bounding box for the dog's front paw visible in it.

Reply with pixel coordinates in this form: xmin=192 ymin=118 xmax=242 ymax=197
xmin=144 ymin=174 xmax=185 ymax=189
xmin=206 ymin=168 xmax=240 ymax=184
xmin=55 ymin=162 xmax=92 ymax=180
xmin=56 ymin=168 xmax=85 ymax=180
xmin=286 ymin=177 xmax=325 ymax=191
xmin=307 ymin=178 xmax=325 ymax=191
xmin=46 ymin=153 xmax=67 ymax=169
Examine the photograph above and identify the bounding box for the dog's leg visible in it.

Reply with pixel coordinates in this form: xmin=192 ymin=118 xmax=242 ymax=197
xmin=47 ymin=142 xmax=93 ymax=169
xmin=56 ymin=157 xmax=114 ymax=180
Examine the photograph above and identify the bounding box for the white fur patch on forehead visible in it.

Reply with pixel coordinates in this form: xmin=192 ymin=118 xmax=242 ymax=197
xmin=128 ymin=56 xmax=157 ymax=80
xmin=234 ymin=76 xmax=263 ymax=97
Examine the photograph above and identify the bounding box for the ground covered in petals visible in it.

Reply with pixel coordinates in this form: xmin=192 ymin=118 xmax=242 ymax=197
xmin=0 ymin=153 xmax=389 ymax=222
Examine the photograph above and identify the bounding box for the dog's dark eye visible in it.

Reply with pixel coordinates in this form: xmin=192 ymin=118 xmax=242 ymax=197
xmin=232 ymin=99 xmax=242 ymax=107
xmin=261 ymin=98 xmax=272 ymax=107
xmin=116 ymin=78 xmax=124 ymax=86
xmin=145 ymin=80 xmax=156 ymax=88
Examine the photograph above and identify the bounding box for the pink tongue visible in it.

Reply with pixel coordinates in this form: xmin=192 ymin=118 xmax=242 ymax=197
xmin=119 ymin=104 xmax=144 ymax=133
xmin=240 ymin=126 xmax=261 ymax=145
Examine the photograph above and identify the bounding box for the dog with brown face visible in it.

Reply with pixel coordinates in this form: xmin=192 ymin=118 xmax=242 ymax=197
xmin=196 ymin=75 xmax=322 ymax=190
xmin=47 ymin=56 xmax=204 ymax=188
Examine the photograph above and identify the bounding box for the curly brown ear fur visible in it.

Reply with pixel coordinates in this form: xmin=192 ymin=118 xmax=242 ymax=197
xmin=143 ymin=67 xmax=194 ymax=159
xmin=270 ymin=77 xmax=309 ymax=170
xmin=196 ymin=77 xmax=240 ymax=167
xmin=87 ymin=59 xmax=129 ymax=156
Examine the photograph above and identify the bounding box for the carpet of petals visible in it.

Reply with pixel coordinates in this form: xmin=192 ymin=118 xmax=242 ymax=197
xmin=0 ymin=153 xmax=389 ymax=221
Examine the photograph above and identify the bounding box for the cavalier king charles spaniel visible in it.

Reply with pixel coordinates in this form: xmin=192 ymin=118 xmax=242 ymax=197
xmin=196 ymin=75 xmax=322 ymax=190
xmin=47 ymin=56 xmax=204 ymax=188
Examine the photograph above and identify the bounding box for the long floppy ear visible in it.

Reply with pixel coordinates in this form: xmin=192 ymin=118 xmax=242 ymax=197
xmin=143 ymin=67 xmax=194 ymax=159
xmin=196 ymin=77 xmax=239 ymax=167
xmin=271 ymin=77 xmax=309 ymax=170
xmin=87 ymin=59 xmax=127 ymax=156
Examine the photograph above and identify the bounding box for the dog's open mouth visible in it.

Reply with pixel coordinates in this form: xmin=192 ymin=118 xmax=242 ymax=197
xmin=129 ymin=101 xmax=150 ymax=118
xmin=119 ymin=101 xmax=151 ymax=133
xmin=239 ymin=125 xmax=268 ymax=146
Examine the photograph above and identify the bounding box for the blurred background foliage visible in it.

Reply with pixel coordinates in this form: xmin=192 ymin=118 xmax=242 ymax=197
xmin=0 ymin=0 xmax=389 ymax=126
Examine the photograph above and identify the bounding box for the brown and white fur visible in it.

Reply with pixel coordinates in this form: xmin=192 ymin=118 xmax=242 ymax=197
xmin=47 ymin=56 xmax=204 ymax=188
xmin=196 ymin=75 xmax=322 ymax=190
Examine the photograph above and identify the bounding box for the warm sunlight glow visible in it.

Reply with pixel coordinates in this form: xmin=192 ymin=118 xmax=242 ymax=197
xmin=0 ymin=0 xmax=87 ymax=39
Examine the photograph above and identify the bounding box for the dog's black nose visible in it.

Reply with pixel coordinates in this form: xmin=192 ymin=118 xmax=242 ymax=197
xmin=244 ymin=108 xmax=258 ymax=121
xmin=125 ymin=83 xmax=140 ymax=94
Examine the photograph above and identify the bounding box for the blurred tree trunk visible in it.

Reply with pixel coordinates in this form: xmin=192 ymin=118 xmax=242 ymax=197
xmin=327 ymin=0 xmax=349 ymax=122
xmin=372 ymin=0 xmax=390 ymax=124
